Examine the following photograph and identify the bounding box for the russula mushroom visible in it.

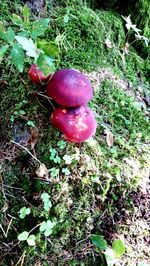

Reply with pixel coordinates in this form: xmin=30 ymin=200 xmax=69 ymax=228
xmin=28 ymin=64 xmax=51 ymax=85
xmin=51 ymin=105 xmax=97 ymax=143
xmin=47 ymin=69 xmax=93 ymax=107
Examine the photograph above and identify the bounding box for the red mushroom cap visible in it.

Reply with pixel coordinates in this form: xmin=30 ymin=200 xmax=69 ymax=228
xmin=51 ymin=105 xmax=97 ymax=143
xmin=28 ymin=64 xmax=51 ymax=85
xmin=47 ymin=69 xmax=93 ymax=107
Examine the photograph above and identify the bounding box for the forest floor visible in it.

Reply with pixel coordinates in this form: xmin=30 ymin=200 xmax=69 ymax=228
xmin=0 ymin=1 xmax=150 ymax=266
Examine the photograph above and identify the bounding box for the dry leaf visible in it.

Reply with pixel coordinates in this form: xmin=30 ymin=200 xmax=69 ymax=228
xmin=106 ymin=130 xmax=114 ymax=147
xmin=2 ymin=202 xmax=9 ymax=212
xmin=28 ymin=127 xmax=39 ymax=149
xmin=105 ymin=37 xmax=112 ymax=48
xmin=35 ymin=163 xmax=49 ymax=180
xmin=0 ymin=80 xmax=7 ymax=89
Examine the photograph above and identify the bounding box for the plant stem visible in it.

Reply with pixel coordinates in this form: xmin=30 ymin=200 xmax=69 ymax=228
xmin=29 ymin=222 xmax=42 ymax=234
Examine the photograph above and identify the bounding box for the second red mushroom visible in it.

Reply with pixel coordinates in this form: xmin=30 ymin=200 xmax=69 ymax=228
xmin=51 ymin=105 xmax=97 ymax=143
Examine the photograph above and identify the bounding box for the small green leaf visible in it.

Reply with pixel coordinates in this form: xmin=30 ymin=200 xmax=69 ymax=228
xmin=36 ymin=54 xmax=55 ymax=76
xmin=5 ymin=28 xmax=15 ymax=44
xmin=0 ymin=22 xmax=7 ymax=40
xmin=53 ymin=156 xmax=61 ymax=164
xmin=10 ymin=115 xmax=15 ymax=123
xmin=112 ymin=239 xmax=125 ymax=258
xmin=26 ymin=120 xmax=36 ymax=127
xmin=49 ymin=148 xmax=57 ymax=155
xmin=57 ymin=140 xmax=66 ymax=150
xmin=0 ymin=45 xmax=8 ymax=62
xmin=47 ymin=220 xmax=54 ymax=228
xmin=11 ymin=44 xmax=24 ymax=72
xmin=19 ymin=207 xmax=31 ymax=219
xmin=44 ymin=201 xmax=52 ymax=211
xmin=12 ymin=14 xmax=24 ymax=26
xmin=39 ymin=220 xmax=55 ymax=236
xmin=27 ymin=234 xmax=36 ymax=246
xmin=44 ymin=228 xmax=53 ymax=236
xmin=37 ymin=40 xmax=58 ymax=57
xmin=23 ymin=4 xmax=30 ymax=19
xmin=90 ymin=234 xmax=108 ymax=250
xmin=49 ymin=167 xmax=59 ymax=177
xmin=41 ymin=192 xmax=50 ymax=202
xmin=15 ymin=36 xmax=37 ymax=58
xmin=63 ymin=155 xmax=72 ymax=165
xmin=41 ymin=193 xmax=52 ymax=211
xmin=39 ymin=221 xmax=47 ymax=232
xmin=64 ymin=14 xmax=69 ymax=23
xmin=18 ymin=231 xmax=29 ymax=241
xmin=31 ymin=18 xmax=50 ymax=40
xmin=18 ymin=110 xmax=26 ymax=115
xmin=62 ymin=168 xmax=70 ymax=176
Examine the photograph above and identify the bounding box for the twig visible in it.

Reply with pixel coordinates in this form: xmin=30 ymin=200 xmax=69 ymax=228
xmin=20 ymin=251 xmax=26 ymax=266
xmin=47 ymin=98 xmax=56 ymax=110
xmin=76 ymin=236 xmax=89 ymax=245
xmin=36 ymin=92 xmax=52 ymax=100
xmin=29 ymin=222 xmax=42 ymax=234
xmin=4 ymin=192 xmax=16 ymax=198
xmin=22 ymin=196 xmax=33 ymax=207
xmin=11 ymin=140 xmax=41 ymax=164
xmin=0 ymin=224 xmax=7 ymax=237
xmin=19 ymin=75 xmax=29 ymax=90
xmin=15 ymin=251 xmax=26 ymax=266
xmin=3 ymin=240 xmax=19 ymax=256
xmin=6 ymin=218 xmax=13 ymax=237
xmin=36 ymin=92 xmax=55 ymax=110
xmin=0 ymin=218 xmax=13 ymax=238
xmin=7 ymin=213 xmax=17 ymax=220
xmin=3 ymin=184 xmax=23 ymax=190
xmin=34 ymin=94 xmax=46 ymax=109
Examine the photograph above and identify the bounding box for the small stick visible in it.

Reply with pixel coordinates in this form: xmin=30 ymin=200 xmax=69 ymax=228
xmin=36 ymin=92 xmax=53 ymax=100
xmin=0 ymin=218 xmax=13 ymax=237
xmin=15 ymin=251 xmax=26 ymax=266
xmin=6 ymin=218 xmax=13 ymax=237
xmin=47 ymin=98 xmax=56 ymax=110
xmin=36 ymin=92 xmax=55 ymax=110
xmin=19 ymin=75 xmax=29 ymax=90
xmin=34 ymin=94 xmax=46 ymax=109
xmin=11 ymin=140 xmax=41 ymax=164
xmin=3 ymin=184 xmax=23 ymax=190
xmin=29 ymin=222 xmax=42 ymax=234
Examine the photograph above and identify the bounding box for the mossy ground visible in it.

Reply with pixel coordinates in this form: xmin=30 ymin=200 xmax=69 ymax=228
xmin=0 ymin=1 xmax=150 ymax=265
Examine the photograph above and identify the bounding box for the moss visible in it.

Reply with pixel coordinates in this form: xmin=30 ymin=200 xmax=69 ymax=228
xmin=47 ymin=7 xmax=124 ymax=70
xmin=45 ymin=5 xmax=149 ymax=85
